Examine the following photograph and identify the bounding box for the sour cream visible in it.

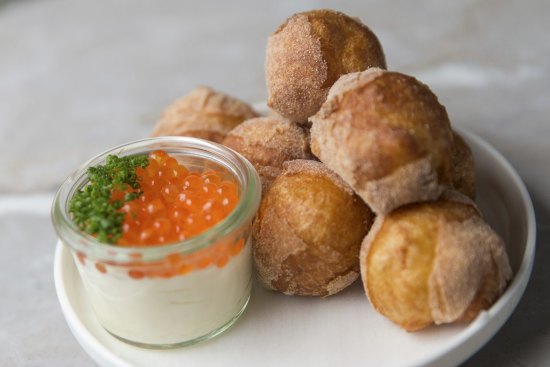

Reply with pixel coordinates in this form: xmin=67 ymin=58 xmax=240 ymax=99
xmin=74 ymin=241 xmax=252 ymax=346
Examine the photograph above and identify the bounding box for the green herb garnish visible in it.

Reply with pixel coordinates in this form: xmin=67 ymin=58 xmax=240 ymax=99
xmin=69 ymin=154 xmax=149 ymax=243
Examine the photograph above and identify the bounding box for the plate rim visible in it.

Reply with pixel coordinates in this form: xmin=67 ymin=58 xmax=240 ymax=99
xmin=53 ymin=128 xmax=537 ymax=367
xmin=410 ymin=128 xmax=537 ymax=367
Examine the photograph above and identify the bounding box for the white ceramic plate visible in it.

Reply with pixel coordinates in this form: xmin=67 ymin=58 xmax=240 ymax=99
xmin=54 ymin=129 xmax=536 ymax=367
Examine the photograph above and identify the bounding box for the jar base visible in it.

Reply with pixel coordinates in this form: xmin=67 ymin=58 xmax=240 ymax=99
xmin=105 ymin=294 xmax=251 ymax=349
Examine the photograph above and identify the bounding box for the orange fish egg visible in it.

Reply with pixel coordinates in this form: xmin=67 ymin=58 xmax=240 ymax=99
xmin=113 ymin=149 xmax=244 ymax=278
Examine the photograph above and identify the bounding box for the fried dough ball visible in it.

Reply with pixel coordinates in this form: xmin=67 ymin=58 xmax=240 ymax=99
xmin=360 ymin=200 xmax=512 ymax=331
xmin=151 ymin=86 xmax=259 ymax=143
xmin=310 ymin=68 xmax=455 ymax=214
xmin=451 ymin=131 xmax=476 ymax=199
xmin=266 ymin=9 xmax=387 ymax=123
xmin=253 ymin=160 xmax=374 ymax=296
xmin=222 ymin=117 xmax=313 ymax=190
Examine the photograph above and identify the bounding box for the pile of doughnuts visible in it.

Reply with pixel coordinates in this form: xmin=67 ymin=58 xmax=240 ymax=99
xmin=151 ymin=9 xmax=512 ymax=332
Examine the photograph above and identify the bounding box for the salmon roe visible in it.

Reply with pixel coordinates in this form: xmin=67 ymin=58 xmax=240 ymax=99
xmin=116 ymin=149 xmax=240 ymax=246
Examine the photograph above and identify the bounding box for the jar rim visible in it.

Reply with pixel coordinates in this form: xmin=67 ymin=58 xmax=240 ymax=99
xmin=51 ymin=136 xmax=261 ymax=263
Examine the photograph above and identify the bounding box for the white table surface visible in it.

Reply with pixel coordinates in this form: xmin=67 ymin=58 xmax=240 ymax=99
xmin=1 ymin=1 xmax=548 ymax=366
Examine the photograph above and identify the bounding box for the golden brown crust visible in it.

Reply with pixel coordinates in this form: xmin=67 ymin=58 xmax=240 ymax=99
xmin=325 ymin=67 xmax=385 ymax=100
xmin=451 ymin=131 xmax=476 ymax=199
xmin=310 ymin=69 xmax=454 ymax=214
xmin=360 ymin=200 xmax=512 ymax=331
xmin=253 ymin=160 xmax=374 ymax=296
xmin=306 ymin=10 xmax=387 ymax=88
xmin=266 ymin=9 xmax=386 ymax=123
xmin=151 ymin=86 xmax=259 ymax=143
xmin=222 ymin=117 xmax=313 ymax=190
xmin=256 ymin=166 xmax=283 ymax=193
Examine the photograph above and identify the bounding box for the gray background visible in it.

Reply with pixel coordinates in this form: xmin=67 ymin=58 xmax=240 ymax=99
xmin=1 ymin=0 xmax=548 ymax=366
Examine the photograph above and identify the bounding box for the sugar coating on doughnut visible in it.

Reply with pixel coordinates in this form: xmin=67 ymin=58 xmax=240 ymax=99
xmin=266 ymin=9 xmax=386 ymax=123
xmin=360 ymin=200 xmax=512 ymax=331
xmin=223 ymin=117 xmax=312 ymax=170
xmin=151 ymin=86 xmax=259 ymax=143
xmin=310 ymin=69 xmax=454 ymax=213
xmin=450 ymin=131 xmax=476 ymax=199
xmin=253 ymin=159 xmax=374 ymax=296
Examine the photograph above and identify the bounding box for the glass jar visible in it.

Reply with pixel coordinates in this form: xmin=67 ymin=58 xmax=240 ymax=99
xmin=52 ymin=137 xmax=261 ymax=349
